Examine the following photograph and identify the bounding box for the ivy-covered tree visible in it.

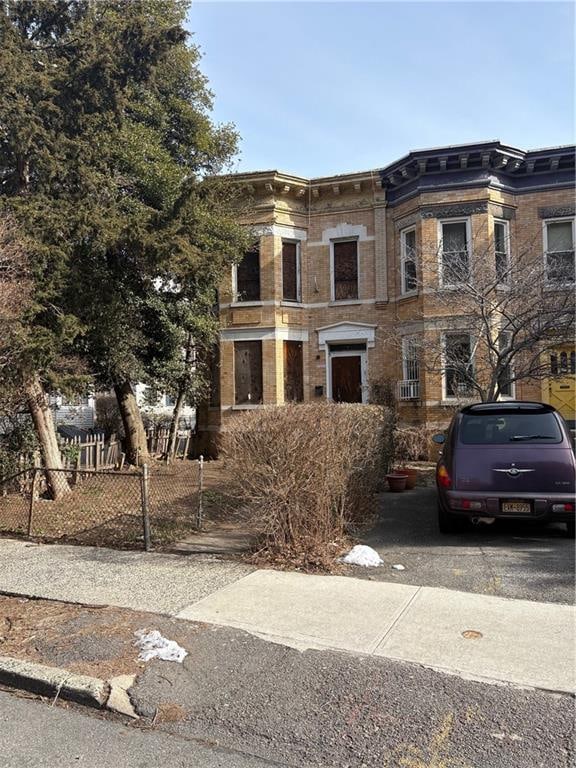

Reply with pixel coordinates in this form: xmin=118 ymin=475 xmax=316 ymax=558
xmin=1 ymin=0 xmax=248 ymax=477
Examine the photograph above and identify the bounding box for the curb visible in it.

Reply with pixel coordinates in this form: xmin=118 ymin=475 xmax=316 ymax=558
xmin=0 ymin=656 xmax=139 ymax=718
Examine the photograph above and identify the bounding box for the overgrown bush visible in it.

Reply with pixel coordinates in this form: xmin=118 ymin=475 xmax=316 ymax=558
xmin=222 ymin=403 xmax=395 ymax=569
xmin=393 ymin=424 xmax=433 ymax=462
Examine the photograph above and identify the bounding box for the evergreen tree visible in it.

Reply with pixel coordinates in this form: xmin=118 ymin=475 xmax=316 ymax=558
xmin=1 ymin=0 xmax=248 ymax=477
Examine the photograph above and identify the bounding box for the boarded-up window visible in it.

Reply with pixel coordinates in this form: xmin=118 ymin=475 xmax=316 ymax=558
xmin=236 ymin=245 xmax=260 ymax=301
xmin=284 ymin=341 xmax=304 ymax=402
xmin=333 ymin=240 xmax=358 ymax=300
xmin=282 ymin=241 xmax=300 ymax=301
xmin=234 ymin=341 xmax=263 ymax=405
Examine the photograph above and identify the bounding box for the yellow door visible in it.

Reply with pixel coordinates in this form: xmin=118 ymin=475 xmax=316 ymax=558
xmin=549 ymin=348 xmax=576 ymax=426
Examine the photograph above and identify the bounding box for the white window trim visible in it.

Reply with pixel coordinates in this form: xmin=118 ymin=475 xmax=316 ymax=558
xmin=543 ymin=217 xmax=575 ymax=286
xmin=281 ymin=239 xmax=302 ymax=303
xmin=441 ymin=331 xmax=474 ymax=400
xmin=493 ymin=218 xmax=511 ymax=286
xmin=326 ymin=347 xmax=368 ymax=405
xmin=330 ymin=237 xmax=360 ymax=302
xmin=400 ymin=226 xmax=417 ymax=296
xmin=437 ymin=218 xmax=471 ymax=288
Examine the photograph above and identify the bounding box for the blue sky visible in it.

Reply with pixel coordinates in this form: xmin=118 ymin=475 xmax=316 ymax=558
xmin=188 ymin=2 xmax=575 ymax=177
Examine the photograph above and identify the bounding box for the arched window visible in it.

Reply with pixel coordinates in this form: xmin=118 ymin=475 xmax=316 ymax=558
xmin=551 ymin=354 xmax=558 ymax=374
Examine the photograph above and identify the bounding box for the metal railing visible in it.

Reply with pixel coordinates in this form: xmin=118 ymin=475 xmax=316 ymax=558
xmin=398 ymin=379 xmax=420 ymax=400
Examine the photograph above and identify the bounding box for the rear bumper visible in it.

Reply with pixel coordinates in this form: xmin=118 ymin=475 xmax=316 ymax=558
xmin=440 ymin=489 xmax=575 ymax=521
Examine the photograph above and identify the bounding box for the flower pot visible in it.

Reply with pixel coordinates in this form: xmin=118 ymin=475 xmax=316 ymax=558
xmin=386 ymin=474 xmax=408 ymax=492
xmin=394 ymin=467 xmax=418 ymax=490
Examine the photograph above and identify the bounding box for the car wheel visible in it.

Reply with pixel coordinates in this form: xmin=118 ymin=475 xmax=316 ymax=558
xmin=565 ymin=521 xmax=575 ymax=538
xmin=437 ymin=501 xmax=464 ymax=534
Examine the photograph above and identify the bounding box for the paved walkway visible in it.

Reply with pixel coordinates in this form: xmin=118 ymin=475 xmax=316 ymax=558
xmin=0 ymin=538 xmax=573 ymax=693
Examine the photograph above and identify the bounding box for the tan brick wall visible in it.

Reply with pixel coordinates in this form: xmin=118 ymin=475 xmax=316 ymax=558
xmin=206 ymin=173 xmax=574 ymax=443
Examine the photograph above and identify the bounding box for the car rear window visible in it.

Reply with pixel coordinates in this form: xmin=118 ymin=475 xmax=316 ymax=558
xmin=460 ymin=412 xmax=563 ymax=444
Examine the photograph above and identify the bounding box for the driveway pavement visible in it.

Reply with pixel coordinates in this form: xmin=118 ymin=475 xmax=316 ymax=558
xmin=354 ymin=487 xmax=575 ymax=604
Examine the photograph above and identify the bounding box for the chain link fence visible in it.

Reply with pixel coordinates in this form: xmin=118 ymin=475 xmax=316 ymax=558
xmin=0 ymin=460 xmax=204 ymax=551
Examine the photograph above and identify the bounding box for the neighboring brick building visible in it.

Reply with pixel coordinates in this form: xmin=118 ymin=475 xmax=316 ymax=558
xmin=196 ymin=141 xmax=575 ymax=453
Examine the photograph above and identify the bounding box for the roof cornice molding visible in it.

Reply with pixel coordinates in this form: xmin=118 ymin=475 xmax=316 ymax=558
xmin=224 ymin=141 xmax=575 ymax=202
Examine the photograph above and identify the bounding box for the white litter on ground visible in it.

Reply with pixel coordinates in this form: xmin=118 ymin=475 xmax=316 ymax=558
xmin=392 ymin=564 xmax=406 ymax=571
xmin=134 ymin=630 xmax=188 ymax=663
xmin=340 ymin=545 xmax=383 ymax=567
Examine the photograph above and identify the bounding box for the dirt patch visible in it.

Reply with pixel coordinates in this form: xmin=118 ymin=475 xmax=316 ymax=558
xmin=0 ymin=459 xmax=252 ymax=552
xmin=0 ymin=594 xmax=204 ymax=681
xmin=155 ymin=701 xmax=188 ymax=723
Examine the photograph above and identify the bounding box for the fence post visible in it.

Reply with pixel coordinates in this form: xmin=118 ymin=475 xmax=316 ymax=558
xmin=196 ymin=455 xmax=204 ymax=530
xmin=27 ymin=468 xmax=38 ymax=537
xmin=140 ymin=463 xmax=152 ymax=552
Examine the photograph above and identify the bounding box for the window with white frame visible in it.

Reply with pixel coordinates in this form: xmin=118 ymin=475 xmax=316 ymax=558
xmin=332 ymin=239 xmax=358 ymax=300
xmin=399 ymin=337 xmax=420 ymax=399
xmin=544 ymin=219 xmax=575 ymax=284
xmin=282 ymin=240 xmax=301 ymax=302
xmin=494 ymin=220 xmax=510 ymax=284
xmin=440 ymin=220 xmax=470 ymax=286
xmin=443 ymin=333 xmax=474 ymax=398
xmin=400 ymin=227 xmax=417 ymax=294
xmin=497 ymin=331 xmax=513 ymax=398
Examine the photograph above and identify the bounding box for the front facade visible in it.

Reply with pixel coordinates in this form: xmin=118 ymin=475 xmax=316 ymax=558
xmin=197 ymin=141 xmax=575 ymax=452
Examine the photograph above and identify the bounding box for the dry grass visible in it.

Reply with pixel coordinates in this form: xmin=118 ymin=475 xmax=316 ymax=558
xmin=221 ymin=403 xmax=394 ymax=570
xmin=0 ymin=461 xmax=203 ymax=550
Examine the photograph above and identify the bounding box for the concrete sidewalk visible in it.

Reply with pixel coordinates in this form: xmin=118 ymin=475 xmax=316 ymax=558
xmin=0 ymin=538 xmax=574 ymax=694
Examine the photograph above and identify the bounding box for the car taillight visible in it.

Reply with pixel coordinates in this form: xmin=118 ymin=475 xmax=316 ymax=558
xmin=437 ymin=465 xmax=452 ymax=489
xmin=552 ymin=503 xmax=574 ymax=512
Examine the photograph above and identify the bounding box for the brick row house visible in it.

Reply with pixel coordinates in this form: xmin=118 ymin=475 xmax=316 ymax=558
xmin=195 ymin=141 xmax=575 ymax=454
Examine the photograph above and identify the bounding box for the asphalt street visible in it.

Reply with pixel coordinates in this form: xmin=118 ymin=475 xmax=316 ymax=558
xmin=129 ymin=621 xmax=574 ymax=768
xmin=354 ymin=487 xmax=575 ymax=604
xmin=0 ymin=689 xmax=280 ymax=768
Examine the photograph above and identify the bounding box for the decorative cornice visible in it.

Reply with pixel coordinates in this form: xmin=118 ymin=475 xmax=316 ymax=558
xmin=394 ymin=212 xmax=420 ymax=231
xmin=538 ymin=205 xmax=575 ymax=219
xmin=421 ymin=202 xmax=488 ymax=219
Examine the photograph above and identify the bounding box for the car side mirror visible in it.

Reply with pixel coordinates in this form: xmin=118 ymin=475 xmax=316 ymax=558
xmin=432 ymin=434 xmax=446 ymax=444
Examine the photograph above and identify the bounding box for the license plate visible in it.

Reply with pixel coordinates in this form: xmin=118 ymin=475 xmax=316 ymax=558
xmin=501 ymin=501 xmax=531 ymax=514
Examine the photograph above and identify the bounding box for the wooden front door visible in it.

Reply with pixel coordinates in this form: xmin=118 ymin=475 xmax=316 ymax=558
xmin=549 ymin=348 xmax=576 ymax=426
xmin=331 ymin=355 xmax=362 ymax=403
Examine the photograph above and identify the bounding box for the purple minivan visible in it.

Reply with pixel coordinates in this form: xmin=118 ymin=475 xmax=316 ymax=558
xmin=433 ymin=401 xmax=576 ymax=537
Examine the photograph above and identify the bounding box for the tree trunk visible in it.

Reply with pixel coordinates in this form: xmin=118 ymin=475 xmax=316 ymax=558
xmin=166 ymin=387 xmax=186 ymax=460
xmin=25 ymin=375 xmax=71 ymax=500
xmin=114 ymin=380 xmax=150 ymax=466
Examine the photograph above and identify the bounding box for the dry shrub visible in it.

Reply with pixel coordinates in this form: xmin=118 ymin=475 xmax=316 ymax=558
xmin=221 ymin=403 xmax=394 ymax=569
xmin=393 ymin=424 xmax=433 ymax=462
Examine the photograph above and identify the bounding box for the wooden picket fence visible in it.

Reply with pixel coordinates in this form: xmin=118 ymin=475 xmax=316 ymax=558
xmin=145 ymin=427 xmax=192 ymax=460
xmin=60 ymin=434 xmax=121 ymax=471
